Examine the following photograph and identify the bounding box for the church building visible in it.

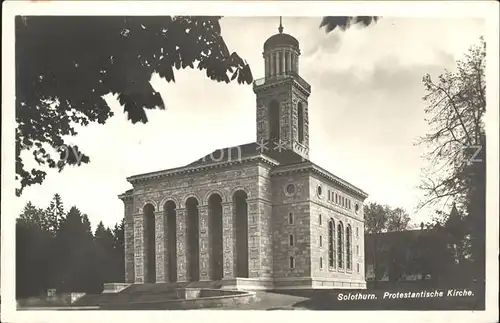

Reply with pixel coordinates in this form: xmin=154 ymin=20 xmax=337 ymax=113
xmin=119 ymin=20 xmax=368 ymax=290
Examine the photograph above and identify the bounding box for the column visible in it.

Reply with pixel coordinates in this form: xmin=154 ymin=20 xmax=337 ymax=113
xmin=281 ymin=50 xmax=286 ymax=75
xmin=124 ymin=219 xmax=135 ymax=283
xmin=286 ymin=52 xmax=291 ymax=73
xmin=176 ymin=208 xmax=188 ymax=282
xmin=271 ymin=52 xmax=276 ymax=76
xmin=198 ymin=205 xmax=211 ymax=280
xmin=259 ymin=202 xmax=273 ymax=278
xmin=275 ymin=51 xmax=280 ymax=75
xmin=222 ymin=202 xmax=235 ymax=278
xmin=123 ymin=199 xmax=135 ymax=283
xmin=154 ymin=211 xmax=166 ymax=283
xmin=247 ymin=199 xmax=261 ymax=278
xmin=265 ymin=55 xmax=270 ymax=78
xmin=133 ymin=214 xmax=145 ymax=283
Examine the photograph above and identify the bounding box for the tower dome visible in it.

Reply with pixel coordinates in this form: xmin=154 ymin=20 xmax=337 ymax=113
xmin=262 ymin=17 xmax=301 ymax=78
xmin=263 ymin=33 xmax=299 ymax=52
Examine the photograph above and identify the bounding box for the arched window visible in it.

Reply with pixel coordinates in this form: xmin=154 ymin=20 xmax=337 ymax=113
xmin=337 ymin=222 xmax=344 ymax=269
xmin=346 ymin=225 xmax=352 ymax=270
xmin=328 ymin=219 xmax=335 ymax=267
xmin=269 ymin=100 xmax=280 ymax=140
xmin=298 ymin=102 xmax=305 ymax=143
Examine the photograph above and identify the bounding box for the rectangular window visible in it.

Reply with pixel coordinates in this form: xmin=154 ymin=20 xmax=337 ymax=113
xmin=319 ymin=235 xmax=323 ymax=247
xmin=289 ymin=256 xmax=295 ymax=269
xmin=289 ymin=234 xmax=294 ymax=246
xmin=319 ymin=214 xmax=322 ymax=226
xmin=357 ymin=263 xmax=360 ymax=273
xmin=335 ymin=193 xmax=338 ymax=204
xmin=320 ymin=257 xmax=323 ymax=269
xmin=356 ymin=227 xmax=359 ymax=238
xmin=288 ymin=213 xmax=294 ymax=225
xmin=356 ymin=245 xmax=359 ymax=256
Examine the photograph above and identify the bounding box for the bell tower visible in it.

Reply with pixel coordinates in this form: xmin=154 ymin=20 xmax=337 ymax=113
xmin=253 ymin=17 xmax=311 ymax=160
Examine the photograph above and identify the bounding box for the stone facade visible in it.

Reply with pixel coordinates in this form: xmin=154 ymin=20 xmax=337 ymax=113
xmin=118 ymin=26 xmax=368 ymax=290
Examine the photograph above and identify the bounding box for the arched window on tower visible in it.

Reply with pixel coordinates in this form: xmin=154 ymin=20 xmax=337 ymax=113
xmin=298 ymin=102 xmax=304 ymax=144
xmin=269 ymin=100 xmax=280 ymax=140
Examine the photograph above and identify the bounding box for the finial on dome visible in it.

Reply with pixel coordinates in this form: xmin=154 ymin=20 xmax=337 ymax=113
xmin=278 ymin=16 xmax=283 ymax=34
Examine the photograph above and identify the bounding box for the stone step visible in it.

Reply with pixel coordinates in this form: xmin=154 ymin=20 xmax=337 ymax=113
xmin=74 ymin=281 xmax=224 ymax=307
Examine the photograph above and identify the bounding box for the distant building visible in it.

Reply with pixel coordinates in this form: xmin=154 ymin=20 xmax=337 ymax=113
xmin=118 ymin=20 xmax=368 ymax=290
xmin=365 ymin=229 xmax=427 ymax=282
xmin=364 ymin=214 xmax=468 ymax=283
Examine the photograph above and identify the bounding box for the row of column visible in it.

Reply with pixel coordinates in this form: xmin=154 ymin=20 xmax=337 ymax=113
xmin=132 ymin=199 xmax=265 ymax=284
xmin=265 ymin=49 xmax=299 ymax=77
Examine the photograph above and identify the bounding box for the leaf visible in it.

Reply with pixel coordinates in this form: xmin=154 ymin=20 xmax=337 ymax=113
xmin=16 ymin=16 xmax=255 ymax=193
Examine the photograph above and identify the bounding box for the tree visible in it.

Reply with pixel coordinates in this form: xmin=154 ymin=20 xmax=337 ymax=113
xmin=94 ymin=221 xmax=117 ymax=284
xmin=16 ymin=205 xmax=53 ymax=297
xmin=363 ymin=202 xmax=389 ymax=235
xmin=15 ymin=16 xmax=253 ymax=196
xmin=416 ymin=38 xmax=486 ymax=281
xmin=387 ymin=207 xmax=411 ymax=232
xmin=15 ymin=15 xmax=383 ymax=196
xmin=51 ymin=206 xmax=97 ymax=293
xmin=18 ymin=201 xmax=45 ymax=229
xmin=112 ymin=219 xmax=125 ymax=281
xmin=44 ymin=193 xmax=65 ymax=235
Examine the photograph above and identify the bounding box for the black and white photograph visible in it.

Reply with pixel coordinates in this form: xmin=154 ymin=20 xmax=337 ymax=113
xmin=1 ymin=1 xmax=499 ymax=322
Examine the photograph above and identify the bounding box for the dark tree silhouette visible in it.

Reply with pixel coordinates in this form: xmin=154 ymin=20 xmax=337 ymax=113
xmin=17 ymin=194 xmax=128 ymax=297
xmin=15 ymin=16 xmax=253 ymax=196
xmin=417 ymin=38 xmax=486 ymax=282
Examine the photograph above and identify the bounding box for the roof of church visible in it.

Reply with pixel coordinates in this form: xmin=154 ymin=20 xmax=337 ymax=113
xmin=123 ymin=142 xmax=366 ymax=198
xmin=187 ymin=142 xmax=306 ymax=167
xmin=121 ymin=142 xmax=368 ymax=199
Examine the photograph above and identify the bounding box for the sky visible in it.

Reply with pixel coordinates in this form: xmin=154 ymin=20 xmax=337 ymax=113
xmin=15 ymin=16 xmax=485 ymax=230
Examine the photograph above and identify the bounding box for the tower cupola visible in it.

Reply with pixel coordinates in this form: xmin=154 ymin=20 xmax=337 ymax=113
xmin=262 ymin=17 xmax=301 ymax=77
